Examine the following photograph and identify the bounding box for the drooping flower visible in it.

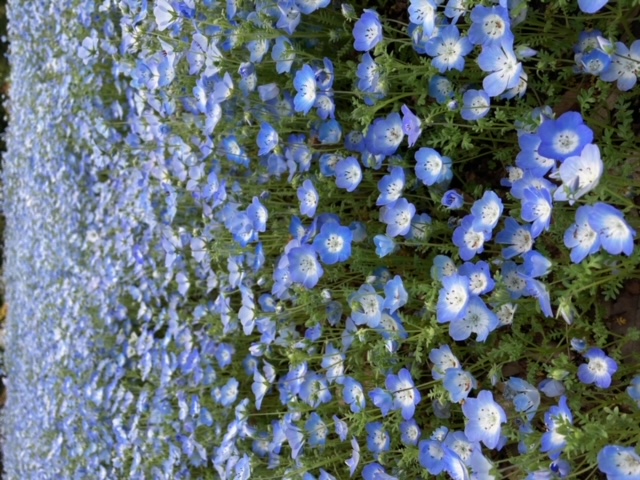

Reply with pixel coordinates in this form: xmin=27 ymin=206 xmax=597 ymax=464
xmin=401 ymin=105 xmax=422 ymax=147
xmin=564 ymin=205 xmax=601 ymax=263
xmin=541 ymin=395 xmax=573 ymax=460
xmin=297 ymin=179 xmax=319 ymax=218
xmin=293 ymin=64 xmax=317 ymax=115
xmin=377 ymin=167 xmax=406 ymax=206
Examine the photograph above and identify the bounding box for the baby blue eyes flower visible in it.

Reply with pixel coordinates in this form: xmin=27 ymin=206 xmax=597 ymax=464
xmin=495 ymin=217 xmax=534 ymax=259
xmin=297 ymin=179 xmax=319 ymax=218
xmin=383 ymin=275 xmax=408 ymax=314
xmin=477 ymin=44 xmax=524 ymax=97
xmin=366 ymin=112 xmax=405 ymax=156
xmin=563 ymin=205 xmax=600 ymax=264
xmin=469 ymin=5 xmax=513 ymax=47
xmin=442 ymin=189 xmax=464 ymax=209
xmin=578 ymin=0 xmax=608 ymax=13
xmin=312 ymin=222 xmax=353 ymax=265
xmin=386 ymin=368 xmax=422 ymax=420
xmin=342 ymin=377 xmax=366 ymax=413
xmin=453 ymin=215 xmax=489 ymax=261
xmin=415 ymin=147 xmax=452 ymax=186
xmin=443 ymin=367 xmax=477 ymax=402
xmin=409 ymin=0 xmax=438 ymax=38
xmin=600 ymin=40 xmax=640 ymax=91
xmin=366 ymin=422 xmax=391 ymax=459
xmin=449 ymin=295 xmax=499 ymax=342
xmin=335 ymin=156 xmax=363 ymax=192
xmin=626 ymin=376 xmax=640 ymax=407
xmin=401 ymin=105 xmax=422 ymax=147
xmin=437 ymin=274 xmax=470 ymax=323
xmin=426 ymin=25 xmax=473 ymax=73
xmin=293 ymin=64 xmax=317 ymax=115
xmin=400 ymin=419 xmax=422 ymax=446
xmin=374 ymin=234 xmax=396 ymax=258
xmin=461 ymin=89 xmax=490 ymax=121
xmin=578 ymin=348 xmax=618 ymax=389
xmin=353 ymin=9 xmax=383 ymax=52
xmin=377 ymin=167 xmax=405 ymax=206
xmin=471 ymin=190 xmax=503 ymax=232
xmin=272 ymin=36 xmax=295 ymax=74
xmin=537 ymin=111 xmax=594 ymax=161
xmin=521 ymin=187 xmax=553 ymax=239
xmin=541 ymin=395 xmax=573 ymax=460
xmin=257 ymin=122 xmax=279 ymax=156
xmin=380 ymin=198 xmax=416 ymax=237
xmin=462 ymin=390 xmax=507 ymax=449
xmin=587 ymin=202 xmax=636 ymax=256
xmin=598 ymin=445 xmax=640 ymax=479
xmin=429 ymin=344 xmax=461 ymax=380
xmin=429 ymin=75 xmax=456 ymax=105
xmin=287 ymin=245 xmax=324 ymax=289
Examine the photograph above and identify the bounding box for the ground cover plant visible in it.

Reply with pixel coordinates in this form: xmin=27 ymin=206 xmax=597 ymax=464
xmin=2 ymin=0 xmax=640 ymax=478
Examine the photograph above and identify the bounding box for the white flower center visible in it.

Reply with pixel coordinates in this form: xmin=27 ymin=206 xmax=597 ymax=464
xmin=483 ymin=14 xmax=506 ymax=39
xmin=553 ymin=130 xmax=580 ymax=154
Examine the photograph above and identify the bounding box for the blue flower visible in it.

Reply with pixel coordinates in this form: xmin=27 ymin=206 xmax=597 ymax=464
xmin=426 ymin=25 xmax=473 ymax=73
xmin=477 ymin=43 xmax=523 ymax=97
xmin=374 ymin=234 xmax=396 ymax=257
xmin=386 ymin=368 xmax=422 ymax=420
xmin=468 ymin=5 xmax=514 ymax=47
xmin=365 ymin=112 xmax=405 ymax=157
xmin=346 ymin=437 xmax=360 ymax=477
xmin=453 ymin=215 xmax=490 ymax=260
xmin=313 ymin=221 xmax=352 ymax=265
xmin=409 ymin=0 xmax=438 ymax=38
xmin=287 ymin=245 xmax=323 ymax=288
xmin=333 ymin=415 xmax=349 ymax=441
xmin=443 ymin=367 xmax=477 ymax=402
xmin=504 ymin=377 xmax=541 ymax=421
xmin=541 ymin=396 xmax=573 ymax=460
xmin=305 ymin=413 xmax=328 ymax=449
xmin=458 ymin=261 xmax=495 ymax=295
xmin=299 ymin=372 xmax=332 ymax=407
xmin=429 ymin=75 xmax=455 ymax=104
xmin=537 ymin=111 xmax=594 ymax=161
xmin=598 ymin=445 xmax=640 ymax=479
xmin=350 ymin=283 xmax=384 ymax=327
xmin=553 ymin=144 xmax=603 ymax=204
xmin=521 ymin=187 xmax=553 ymax=238
xmin=369 ymin=387 xmax=394 ymax=416
xmin=495 ymin=217 xmax=533 ymax=259
xmin=600 ymin=41 xmax=640 ymax=91
xmin=429 ymin=344 xmax=461 ymax=380
xmin=257 ymin=122 xmax=279 ymax=156
xmin=516 ymin=133 xmax=555 ymax=177
xmin=415 ymin=147 xmax=452 ymax=186
xmin=342 ymin=376 xmax=366 ymax=413
xmin=377 ymin=167 xmax=406 ymax=206
xmin=401 ymin=105 xmax=422 ymax=147
xmin=564 ymin=205 xmax=601 ymax=263
xmin=578 ymin=348 xmax=617 ymax=388
xmin=587 ymin=202 xmax=636 ymax=256
xmin=277 ymin=1 xmax=301 ymax=35
xmin=449 ymin=295 xmax=499 ymax=342
xmin=462 ymin=390 xmax=507 ymax=449
xmin=626 ymin=376 xmax=640 ymax=407
xmin=400 ymin=419 xmax=422 ymax=446
xmin=353 ymin=9 xmax=383 ymax=51
xmin=419 ymin=439 xmax=448 ymax=475
xmin=335 ymin=156 xmax=363 ymax=192
xmin=407 ymin=212 xmax=433 ymax=241
xmin=461 ymin=89 xmax=491 ymax=121
xmin=471 ymin=190 xmax=503 ymax=232
xmin=271 ymin=36 xmax=295 ymax=73
xmin=293 ymin=64 xmax=317 ymax=115
xmin=437 ymin=274 xmax=471 ymax=323
xmin=380 ymin=198 xmax=416 ymax=237
xmin=366 ymin=422 xmax=391 ymax=459
xmin=383 ymin=275 xmax=408 ymax=314
xmin=297 ymin=179 xmax=319 ymax=218
xmin=579 ymin=0 xmax=608 ymax=13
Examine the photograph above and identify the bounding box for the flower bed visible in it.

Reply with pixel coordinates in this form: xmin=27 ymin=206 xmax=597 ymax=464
xmin=3 ymin=0 xmax=640 ymax=478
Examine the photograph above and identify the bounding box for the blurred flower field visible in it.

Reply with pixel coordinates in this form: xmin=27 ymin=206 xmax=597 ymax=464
xmin=2 ymin=0 xmax=640 ymax=478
